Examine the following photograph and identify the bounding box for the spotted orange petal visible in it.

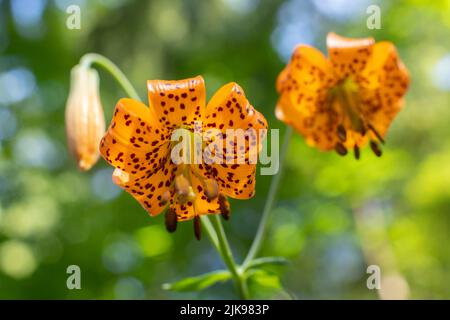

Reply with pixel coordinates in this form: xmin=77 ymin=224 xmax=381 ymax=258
xmin=100 ymin=98 xmax=170 ymax=179
xmin=278 ymin=45 xmax=336 ymax=95
xmin=275 ymin=46 xmax=339 ymax=150
xmin=276 ymin=91 xmax=340 ymax=150
xmin=112 ymin=161 xmax=176 ymax=217
xmin=357 ymin=41 xmax=410 ymax=139
xmin=327 ymin=32 xmax=375 ymax=80
xmin=203 ymin=83 xmax=267 ymax=199
xmin=147 ymin=76 xmax=206 ymax=131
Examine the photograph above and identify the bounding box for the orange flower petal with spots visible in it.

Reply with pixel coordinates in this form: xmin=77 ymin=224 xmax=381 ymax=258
xmin=276 ymin=33 xmax=409 ymax=158
xmin=327 ymin=32 xmax=374 ymax=80
xmin=203 ymin=82 xmax=267 ymax=199
xmin=358 ymin=42 xmax=410 ymax=138
xmin=147 ymin=76 xmax=206 ymax=131
xmin=112 ymin=163 xmax=176 ymax=217
xmin=100 ymin=98 xmax=170 ymax=179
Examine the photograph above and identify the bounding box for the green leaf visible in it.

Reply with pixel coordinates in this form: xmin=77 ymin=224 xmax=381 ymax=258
xmin=162 ymin=270 xmax=231 ymax=292
xmin=246 ymin=269 xmax=292 ymax=299
xmin=246 ymin=256 xmax=289 ymax=270
xmin=246 ymin=269 xmax=282 ymax=290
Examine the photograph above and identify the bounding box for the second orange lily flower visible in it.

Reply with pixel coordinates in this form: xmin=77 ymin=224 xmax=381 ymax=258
xmin=276 ymin=32 xmax=410 ymax=158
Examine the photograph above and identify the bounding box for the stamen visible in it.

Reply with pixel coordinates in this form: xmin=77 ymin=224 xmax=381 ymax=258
xmin=175 ymin=174 xmax=193 ymax=204
xmin=204 ymin=179 xmax=219 ymax=201
xmin=335 ymin=142 xmax=348 ymax=156
xmin=370 ymin=141 xmax=382 ymax=157
xmin=354 ymin=145 xmax=360 ymax=160
xmin=218 ymin=194 xmax=230 ymax=220
xmin=337 ymin=124 xmax=347 ymax=142
xmin=159 ymin=190 xmax=170 ymax=206
xmin=193 ymin=215 xmax=201 ymax=240
xmin=165 ymin=208 xmax=177 ymax=233
xmin=358 ymin=121 xmax=367 ymax=136
xmin=368 ymin=123 xmax=385 ymax=144
xmin=174 ymin=175 xmax=190 ymax=196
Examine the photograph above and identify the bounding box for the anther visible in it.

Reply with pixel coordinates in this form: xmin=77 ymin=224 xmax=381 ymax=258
xmin=193 ymin=215 xmax=201 ymax=240
xmin=165 ymin=208 xmax=177 ymax=233
xmin=370 ymin=141 xmax=382 ymax=157
xmin=218 ymin=194 xmax=230 ymax=220
xmin=354 ymin=145 xmax=360 ymax=160
xmin=335 ymin=142 xmax=348 ymax=156
xmin=358 ymin=122 xmax=367 ymax=136
xmin=204 ymin=179 xmax=219 ymax=201
xmin=160 ymin=190 xmax=170 ymax=206
xmin=175 ymin=174 xmax=191 ymax=204
xmin=174 ymin=175 xmax=190 ymax=196
xmin=368 ymin=123 xmax=385 ymax=144
xmin=337 ymin=124 xmax=347 ymax=142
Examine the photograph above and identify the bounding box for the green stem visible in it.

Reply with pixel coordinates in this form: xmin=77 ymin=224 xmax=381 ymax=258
xmin=242 ymin=126 xmax=293 ymax=269
xmin=210 ymin=215 xmax=249 ymax=300
xmin=80 ymin=53 xmax=142 ymax=101
xmin=200 ymin=216 xmax=221 ymax=254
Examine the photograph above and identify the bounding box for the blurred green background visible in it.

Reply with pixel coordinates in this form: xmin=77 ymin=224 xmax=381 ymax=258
xmin=0 ymin=0 xmax=449 ymax=299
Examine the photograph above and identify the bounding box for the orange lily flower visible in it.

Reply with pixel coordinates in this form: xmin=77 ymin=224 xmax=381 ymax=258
xmin=276 ymin=32 xmax=410 ymax=158
xmin=99 ymin=76 xmax=267 ymax=238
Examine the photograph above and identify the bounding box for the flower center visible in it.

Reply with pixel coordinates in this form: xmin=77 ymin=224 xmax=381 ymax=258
xmin=327 ymin=77 xmax=384 ymax=158
xmin=167 ymin=128 xmax=220 ymax=206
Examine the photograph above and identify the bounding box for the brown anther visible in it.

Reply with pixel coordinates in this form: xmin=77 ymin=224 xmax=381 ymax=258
xmin=354 ymin=145 xmax=360 ymax=160
xmin=370 ymin=141 xmax=382 ymax=157
xmin=165 ymin=209 xmax=177 ymax=233
xmin=358 ymin=122 xmax=367 ymax=136
xmin=159 ymin=190 xmax=170 ymax=206
xmin=337 ymin=124 xmax=347 ymax=142
xmin=218 ymin=194 xmax=230 ymax=220
xmin=335 ymin=142 xmax=348 ymax=156
xmin=204 ymin=179 xmax=219 ymax=201
xmin=368 ymin=123 xmax=385 ymax=144
xmin=193 ymin=215 xmax=201 ymax=240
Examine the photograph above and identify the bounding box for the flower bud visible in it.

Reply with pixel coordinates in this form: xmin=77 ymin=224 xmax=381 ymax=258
xmin=65 ymin=65 xmax=105 ymax=171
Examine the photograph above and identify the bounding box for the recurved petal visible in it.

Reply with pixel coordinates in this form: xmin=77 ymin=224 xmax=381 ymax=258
xmin=277 ymin=45 xmax=336 ymax=97
xmin=204 ymin=82 xmax=267 ymax=166
xmin=327 ymin=32 xmax=375 ymax=80
xmin=100 ymin=98 xmax=170 ymax=179
xmin=205 ymin=82 xmax=267 ymax=131
xmin=276 ymin=77 xmax=343 ymax=151
xmin=358 ymin=42 xmax=410 ymax=139
xmin=112 ymin=161 xmax=177 ymax=217
xmin=147 ymin=76 xmax=206 ymax=131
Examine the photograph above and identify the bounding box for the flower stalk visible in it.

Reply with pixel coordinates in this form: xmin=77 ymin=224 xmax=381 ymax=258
xmin=80 ymin=53 xmax=141 ymax=101
xmin=242 ymin=126 xmax=293 ymax=269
